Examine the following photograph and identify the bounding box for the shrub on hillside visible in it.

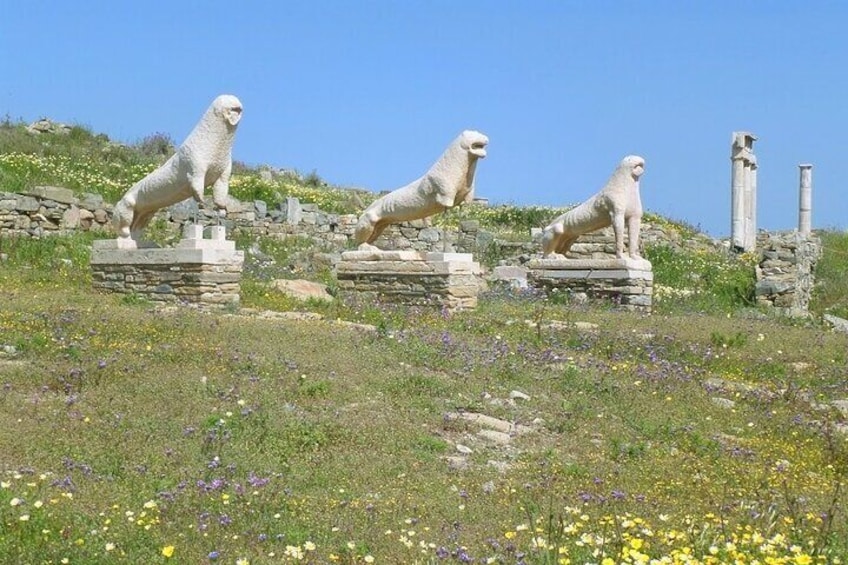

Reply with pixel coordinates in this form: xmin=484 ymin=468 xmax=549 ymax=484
xmin=810 ymin=230 xmax=848 ymax=319
xmin=134 ymin=132 xmax=175 ymax=159
xmin=646 ymin=244 xmax=756 ymax=313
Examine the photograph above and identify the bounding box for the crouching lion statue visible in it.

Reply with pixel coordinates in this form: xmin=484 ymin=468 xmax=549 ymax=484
xmin=112 ymin=94 xmax=243 ymax=240
xmin=542 ymin=155 xmax=645 ymax=259
xmin=354 ymin=130 xmax=489 ymax=246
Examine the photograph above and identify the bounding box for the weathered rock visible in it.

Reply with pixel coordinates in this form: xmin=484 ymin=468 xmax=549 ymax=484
xmin=477 ymin=429 xmax=511 ymax=445
xmin=271 ymin=279 xmax=334 ymax=302
xmin=830 ymin=400 xmax=848 ymax=419
xmin=15 ymin=196 xmax=40 ymax=212
xmin=446 ymin=456 xmax=469 ymax=471
xmin=824 ymin=314 xmax=848 ymax=334
xmin=28 ymin=186 xmax=76 ymax=205
xmin=711 ymin=397 xmax=736 ymax=409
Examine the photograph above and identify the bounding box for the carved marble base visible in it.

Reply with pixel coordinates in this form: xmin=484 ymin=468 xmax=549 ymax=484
xmin=336 ymin=250 xmax=481 ymax=311
xmin=90 ymin=224 xmax=244 ymax=304
xmin=528 ymin=257 xmax=653 ymax=312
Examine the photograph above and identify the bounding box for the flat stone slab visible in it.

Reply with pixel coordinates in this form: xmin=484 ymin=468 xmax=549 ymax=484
xmin=92 ymin=238 xmax=146 ymax=250
xmin=476 ymin=429 xmax=512 ymax=445
xmin=28 ymin=186 xmax=77 ymax=205
xmin=341 ymin=249 xmax=424 ymax=261
xmin=425 ymin=252 xmax=473 ymax=262
xmin=91 ymin=244 xmax=244 ymax=266
xmin=176 ymin=237 xmax=236 ymax=251
xmin=528 ymin=257 xmax=652 ymax=271
xmin=528 ymin=257 xmax=652 ymax=281
xmin=444 ymin=411 xmax=531 ymax=435
xmin=271 ymin=279 xmax=333 ymax=302
xmin=337 ymin=256 xmax=480 ymax=275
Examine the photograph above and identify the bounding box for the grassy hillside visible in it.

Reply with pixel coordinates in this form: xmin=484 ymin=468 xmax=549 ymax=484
xmin=2 ymin=237 xmax=848 ymax=563
xmin=0 ymin=118 xmax=693 ymax=236
xmin=2 ymin=118 xmax=848 ymax=563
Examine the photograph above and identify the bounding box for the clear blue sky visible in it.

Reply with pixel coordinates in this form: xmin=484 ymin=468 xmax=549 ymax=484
xmin=2 ymin=1 xmax=846 ymax=237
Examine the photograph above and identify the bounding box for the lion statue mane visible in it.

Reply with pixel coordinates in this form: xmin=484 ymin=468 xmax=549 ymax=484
xmin=113 ymin=94 xmax=243 ymax=240
xmin=354 ymin=130 xmax=489 ymax=246
xmin=542 ymin=155 xmax=645 ymax=259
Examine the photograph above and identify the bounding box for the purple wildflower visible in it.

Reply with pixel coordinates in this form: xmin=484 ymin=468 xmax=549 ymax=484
xmin=248 ymin=473 xmax=270 ymax=488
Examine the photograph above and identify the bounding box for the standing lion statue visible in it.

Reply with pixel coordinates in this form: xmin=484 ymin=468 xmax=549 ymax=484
xmin=542 ymin=155 xmax=645 ymax=259
xmin=354 ymin=130 xmax=489 ymax=247
xmin=112 ymin=94 xmax=243 ymax=241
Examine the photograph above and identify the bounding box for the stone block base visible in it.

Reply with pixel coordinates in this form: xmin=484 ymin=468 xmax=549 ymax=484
xmin=336 ymin=250 xmax=480 ymax=311
xmin=527 ymin=257 xmax=653 ymax=313
xmin=90 ymin=225 xmax=244 ymax=304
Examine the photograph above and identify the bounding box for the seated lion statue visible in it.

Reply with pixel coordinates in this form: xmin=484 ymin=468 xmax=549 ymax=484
xmin=113 ymin=94 xmax=243 ymax=241
xmin=354 ymin=130 xmax=489 ymax=246
xmin=542 ymin=155 xmax=645 ymax=260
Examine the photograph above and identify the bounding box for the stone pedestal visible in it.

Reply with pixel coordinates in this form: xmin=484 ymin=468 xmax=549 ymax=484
xmin=527 ymin=257 xmax=653 ymax=312
xmin=336 ymin=250 xmax=480 ymax=311
xmin=90 ymin=224 xmax=244 ymax=304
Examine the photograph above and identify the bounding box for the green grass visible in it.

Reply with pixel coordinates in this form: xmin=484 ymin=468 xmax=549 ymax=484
xmin=2 ymin=119 xmax=848 ymax=563
xmin=811 ymin=230 xmax=848 ymax=320
xmin=644 ymin=243 xmax=758 ymax=314
xmin=2 ymin=235 xmax=848 ymax=564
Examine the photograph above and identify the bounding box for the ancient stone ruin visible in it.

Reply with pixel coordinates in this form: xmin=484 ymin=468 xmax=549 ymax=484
xmin=338 ymin=130 xmax=489 ymax=311
xmin=90 ymin=94 xmax=245 ymax=304
xmin=730 ymin=131 xmax=758 ymax=252
xmin=531 ymin=155 xmax=653 ymax=313
xmin=91 ymin=224 xmax=244 ymax=304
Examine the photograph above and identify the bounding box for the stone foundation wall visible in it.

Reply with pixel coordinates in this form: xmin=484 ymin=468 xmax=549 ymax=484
xmin=0 ymin=187 xmax=689 ymax=262
xmin=0 ymin=187 xmax=826 ymax=316
xmin=1 ymin=187 xmax=112 ymax=236
xmin=90 ymin=230 xmax=245 ymax=305
xmin=527 ymin=258 xmax=654 ymax=313
xmin=755 ymin=232 xmax=821 ymax=316
xmin=336 ymin=251 xmax=480 ymax=311
xmin=91 ymin=261 xmax=242 ymax=304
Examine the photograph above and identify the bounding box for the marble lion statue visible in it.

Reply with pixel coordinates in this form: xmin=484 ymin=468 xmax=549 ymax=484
xmin=354 ymin=130 xmax=489 ymax=246
xmin=112 ymin=94 xmax=243 ymax=240
xmin=542 ymin=155 xmax=645 ymax=259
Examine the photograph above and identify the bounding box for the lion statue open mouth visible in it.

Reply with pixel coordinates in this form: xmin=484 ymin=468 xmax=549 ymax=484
xmin=112 ymin=94 xmax=243 ymax=241
xmin=542 ymin=155 xmax=645 ymax=260
xmin=354 ymin=130 xmax=489 ymax=247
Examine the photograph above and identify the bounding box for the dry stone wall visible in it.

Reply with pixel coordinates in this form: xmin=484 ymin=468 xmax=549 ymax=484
xmin=755 ymin=231 xmax=821 ymax=316
xmin=1 ymin=187 xmax=112 ymax=236
xmin=90 ymin=260 xmax=242 ymax=304
xmin=0 ymin=187 xmax=823 ymax=315
xmin=0 ymin=188 xmax=689 ymax=261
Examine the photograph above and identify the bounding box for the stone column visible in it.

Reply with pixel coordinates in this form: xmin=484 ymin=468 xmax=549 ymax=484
xmin=730 ymin=132 xmax=757 ymax=251
xmin=745 ymin=162 xmax=758 ymax=250
xmin=731 ymin=154 xmax=746 ymax=250
xmin=798 ymin=164 xmax=813 ymax=236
